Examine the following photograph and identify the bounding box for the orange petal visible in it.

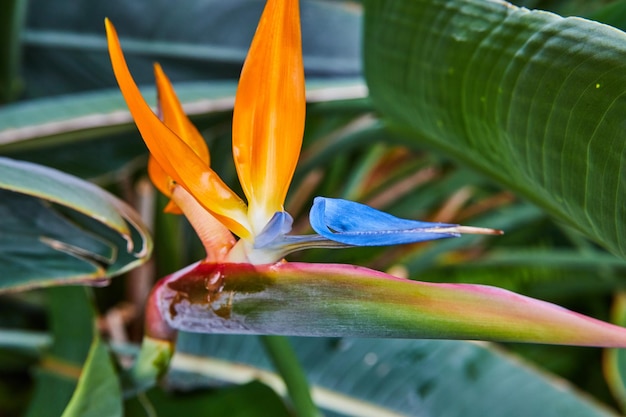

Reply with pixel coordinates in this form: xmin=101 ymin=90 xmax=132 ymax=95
xmin=231 ymin=0 xmax=305 ymax=232
xmin=154 ymin=63 xmax=210 ymax=165
xmin=152 ymin=64 xmax=208 ymax=216
xmin=105 ymin=19 xmax=251 ymax=238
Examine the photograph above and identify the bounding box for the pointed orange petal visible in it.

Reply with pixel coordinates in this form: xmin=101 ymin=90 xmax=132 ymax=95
xmin=154 ymin=63 xmax=210 ymax=165
xmin=231 ymin=0 xmax=305 ymax=232
xmin=105 ymin=19 xmax=251 ymax=238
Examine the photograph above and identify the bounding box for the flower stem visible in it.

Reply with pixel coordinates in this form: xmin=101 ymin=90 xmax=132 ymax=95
xmin=261 ymin=335 xmax=322 ymax=417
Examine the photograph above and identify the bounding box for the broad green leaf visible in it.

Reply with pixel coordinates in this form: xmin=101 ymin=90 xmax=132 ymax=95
xmin=363 ymin=0 xmax=626 ymax=258
xmin=152 ymin=262 xmax=626 ymax=347
xmin=61 ymin=335 xmax=122 ymax=417
xmin=172 ymin=334 xmax=618 ymax=417
xmin=0 ymin=157 xmax=150 ymax=292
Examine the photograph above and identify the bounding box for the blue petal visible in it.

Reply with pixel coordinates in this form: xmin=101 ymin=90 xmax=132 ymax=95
xmin=254 ymin=211 xmax=294 ymax=248
xmin=309 ymin=197 xmax=460 ymax=246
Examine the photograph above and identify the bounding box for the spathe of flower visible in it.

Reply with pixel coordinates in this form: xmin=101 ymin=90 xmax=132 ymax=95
xmin=231 ymin=0 xmax=305 ymax=236
xmin=105 ymin=0 xmax=500 ymax=265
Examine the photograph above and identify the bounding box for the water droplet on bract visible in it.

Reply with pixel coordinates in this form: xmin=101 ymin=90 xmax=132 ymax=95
xmin=205 ymin=270 xmax=222 ymax=288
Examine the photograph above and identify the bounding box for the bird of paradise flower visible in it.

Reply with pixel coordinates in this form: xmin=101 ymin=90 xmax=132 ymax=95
xmin=105 ymin=0 xmax=626 ymax=390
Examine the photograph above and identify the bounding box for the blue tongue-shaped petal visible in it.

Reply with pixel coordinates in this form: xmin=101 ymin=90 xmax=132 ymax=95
xmin=309 ymin=197 xmax=460 ymax=246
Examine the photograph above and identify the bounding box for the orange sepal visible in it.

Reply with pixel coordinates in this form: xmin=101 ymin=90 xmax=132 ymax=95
xmin=154 ymin=63 xmax=210 ymax=165
xmin=231 ymin=0 xmax=305 ymax=232
xmin=105 ymin=19 xmax=251 ymax=238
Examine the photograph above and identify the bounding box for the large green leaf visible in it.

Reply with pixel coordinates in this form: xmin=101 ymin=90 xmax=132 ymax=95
xmin=363 ymin=0 xmax=626 ymax=258
xmin=171 ymin=334 xmax=618 ymax=417
xmin=0 ymin=157 xmax=151 ymax=292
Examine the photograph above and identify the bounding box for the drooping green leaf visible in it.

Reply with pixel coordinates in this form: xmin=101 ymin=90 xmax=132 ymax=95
xmin=363 ymin=0 xmax=626 ymax=258
xmin=0 ymin=157 xmax=151 ymax=292
xmin=172 ymin=334 xmax=618 ymax=417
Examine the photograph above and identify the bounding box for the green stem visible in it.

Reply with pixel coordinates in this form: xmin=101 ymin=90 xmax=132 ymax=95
xmin=261 ymin=335 xmax=322 ymax=417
